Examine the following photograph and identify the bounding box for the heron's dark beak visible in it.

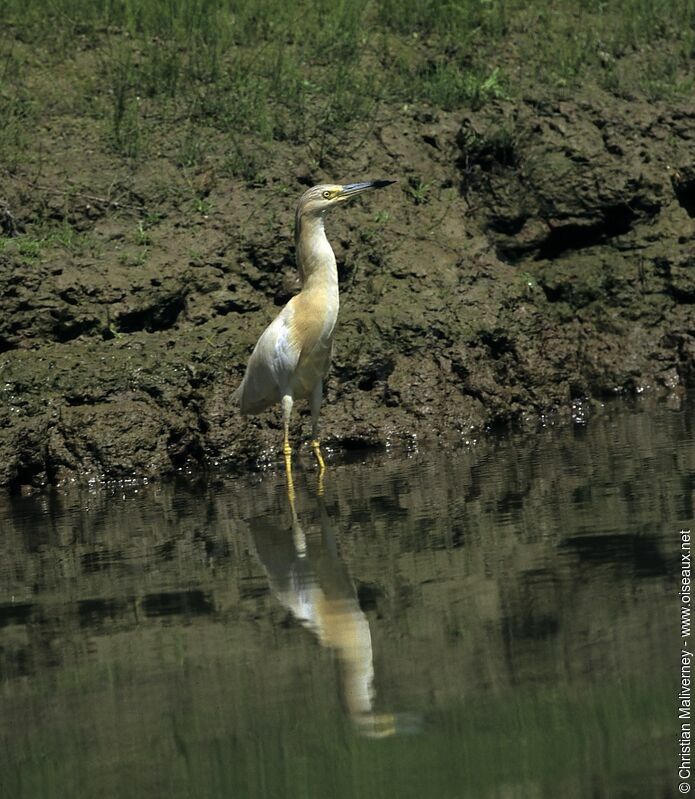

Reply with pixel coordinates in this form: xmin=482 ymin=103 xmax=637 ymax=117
xmin=339 ymin=180 xmax=396 ymax=200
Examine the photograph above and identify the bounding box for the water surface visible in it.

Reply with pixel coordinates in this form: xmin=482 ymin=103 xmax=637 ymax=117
xmin=0 ymin=397 xmax=688 ymax=798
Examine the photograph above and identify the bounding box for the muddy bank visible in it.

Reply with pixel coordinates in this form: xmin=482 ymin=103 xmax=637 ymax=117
xmin=1 ymin=86 xmax=694 ymax=488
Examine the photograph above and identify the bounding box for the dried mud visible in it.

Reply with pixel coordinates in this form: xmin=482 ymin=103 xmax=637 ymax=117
xmin=1 ymin=86 xmax=694 ymax=489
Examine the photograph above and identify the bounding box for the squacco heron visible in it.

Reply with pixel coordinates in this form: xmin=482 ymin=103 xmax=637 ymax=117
xmin=235 ymin=180 xmax=394 ymax=486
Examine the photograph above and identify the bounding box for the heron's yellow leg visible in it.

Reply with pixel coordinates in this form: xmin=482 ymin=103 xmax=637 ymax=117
xmin=312 ymin=440 xmax=326 ymax=496
xmin=310 ymin=382 xmax=326 ymax=487
xmin=282 ymin=394 xmax=296 ymax=512
xmin=284 ymin=451 xmax=296 ymax=512
xmin=311 ymin=439 xmax=326 ymax=471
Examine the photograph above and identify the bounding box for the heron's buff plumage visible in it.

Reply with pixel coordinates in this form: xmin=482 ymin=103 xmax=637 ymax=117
xmin=234 ymin=179 xmax=394 ymax=479
xmin=289 ymin=290 xmax=336 ymax=363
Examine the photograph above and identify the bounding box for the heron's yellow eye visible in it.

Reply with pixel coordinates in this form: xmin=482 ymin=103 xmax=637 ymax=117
xmin=322 ymin=190 xmax=332 ymax=199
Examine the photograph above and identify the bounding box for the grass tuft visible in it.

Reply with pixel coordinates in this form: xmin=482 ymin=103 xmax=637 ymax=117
xmin=0 ymin=0 xmax=693 ymax=169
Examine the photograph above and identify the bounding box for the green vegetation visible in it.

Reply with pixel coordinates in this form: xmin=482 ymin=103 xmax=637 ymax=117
xmin=0 ymin=220 xmax=96 ymax=262
xmin=1 ymin=0 xmax=694 ymax=173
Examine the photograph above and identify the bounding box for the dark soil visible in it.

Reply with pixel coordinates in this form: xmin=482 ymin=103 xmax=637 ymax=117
xmin=1 ymin=86 xmax=694 ymax=489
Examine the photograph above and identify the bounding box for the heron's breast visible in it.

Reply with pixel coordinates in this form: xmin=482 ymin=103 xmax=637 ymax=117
xmin=289 ymin=290 xmax=338 ymax=363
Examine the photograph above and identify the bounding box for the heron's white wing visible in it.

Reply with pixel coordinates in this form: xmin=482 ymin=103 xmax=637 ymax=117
xmin=237 ymin=307 xmax=299 ymax=414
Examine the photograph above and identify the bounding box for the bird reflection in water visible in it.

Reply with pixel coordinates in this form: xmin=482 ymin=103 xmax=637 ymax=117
xmin=249 ymin=474 xmax=417 ymax=739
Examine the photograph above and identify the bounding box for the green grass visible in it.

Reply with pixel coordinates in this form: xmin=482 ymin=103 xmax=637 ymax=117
xmin=0 ymin=220 xmax=96 ymax=262
xmin=0 ymin=0 xmax=694 ymax=170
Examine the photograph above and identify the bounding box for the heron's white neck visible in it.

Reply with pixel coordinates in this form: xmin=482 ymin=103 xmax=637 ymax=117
xmin=295 ymin=214 xmax=339 ymax=294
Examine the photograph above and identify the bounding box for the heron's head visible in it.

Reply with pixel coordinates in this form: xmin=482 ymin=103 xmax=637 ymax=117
xmin=297 ymin=180 xmax=395 ymax=220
